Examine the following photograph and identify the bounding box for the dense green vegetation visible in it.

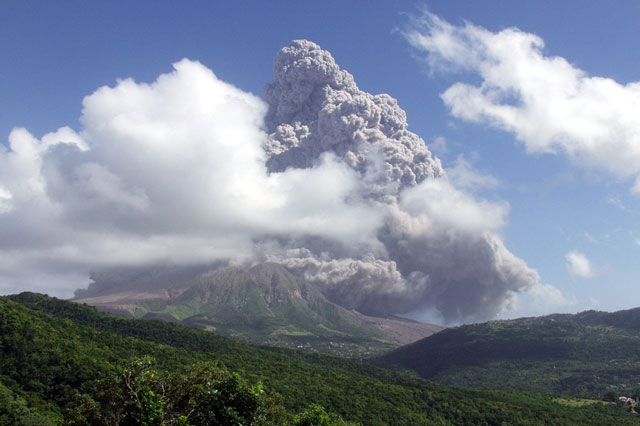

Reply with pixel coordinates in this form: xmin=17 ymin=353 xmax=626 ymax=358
xmin=2 ymin=293 xmax=638 ymax=425
xmin=376 ymin=309 xmax=640 ymax=399
xmin=134 ymin=271 xmax=397 ymax=357
xmin=82 ymin=264 xmax=403 ymax=357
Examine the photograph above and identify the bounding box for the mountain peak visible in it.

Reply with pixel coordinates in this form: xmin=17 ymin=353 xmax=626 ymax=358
xmin=74 ymin=262 xmax=443 ymax=356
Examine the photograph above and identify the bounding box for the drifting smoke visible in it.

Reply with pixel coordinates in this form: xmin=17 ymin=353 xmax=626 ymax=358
xmin=0 ymin=40 xmax=540 ymax=323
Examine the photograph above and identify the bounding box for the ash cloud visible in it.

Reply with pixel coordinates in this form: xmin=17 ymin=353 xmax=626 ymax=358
xmin=259 ymin=40 xmax=538 ymax=323
xmin=0 ymin=40 xmax=540 ymax=323
xmin=263 ymin=40 xmax=443 ymax=197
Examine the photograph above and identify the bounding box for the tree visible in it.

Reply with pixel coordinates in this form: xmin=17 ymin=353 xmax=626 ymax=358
xmin=66 ymin=356 xmax=281 ymax=426
xmin=602 ymin=389 xmax=618 ymax=402
xmin=292 ymin=404 xmax=355 ymax=426
xmin=171 ymin=362 xmax=270 ymax=425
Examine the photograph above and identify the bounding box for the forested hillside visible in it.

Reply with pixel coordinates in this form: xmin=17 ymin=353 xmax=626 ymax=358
xmin=1 ymin=293 xmax=637 ymax=425
xmin=377 ymin=309 xmax=640 ymax=399
xmin=74 ymin=263 xmax=442 ymax=357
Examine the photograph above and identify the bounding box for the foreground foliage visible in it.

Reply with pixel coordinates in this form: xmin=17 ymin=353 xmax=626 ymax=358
xmin=1 ymin=293 xmax=638 ymax=425
xmin=66 ymin=356 xmax=286 ymax=426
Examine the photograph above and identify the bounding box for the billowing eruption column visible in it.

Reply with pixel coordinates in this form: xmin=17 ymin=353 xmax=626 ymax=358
xmin=260 ymin=40 xmax=538 ymax=323
xmin=263 ymin=40 xmax=443 ymax=196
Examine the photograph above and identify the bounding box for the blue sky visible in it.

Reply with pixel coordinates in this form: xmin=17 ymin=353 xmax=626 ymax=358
xmin=2 ymin=1 xmax=640 ymax=319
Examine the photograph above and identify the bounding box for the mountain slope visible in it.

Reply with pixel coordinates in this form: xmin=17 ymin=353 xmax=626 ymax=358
xmin=73 ymin=263 xmax=443 ymax=356
xmin=376 ymin=309 xmax=640 ymax=398
xmin=3 ymin=292 xmax=638 ymax=425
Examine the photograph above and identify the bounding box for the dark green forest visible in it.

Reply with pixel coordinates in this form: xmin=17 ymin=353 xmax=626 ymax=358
xmin=1 ymin=293 xmax=638 ymax=425
xmin=377 ymin=309 xmax=640 ymax=399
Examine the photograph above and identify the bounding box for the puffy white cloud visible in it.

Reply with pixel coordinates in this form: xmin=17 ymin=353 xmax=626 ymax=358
xmin=404 ymin=11 xmax=640 ymax=192
xmin=0 ymin=59 xmax=381 ymax=296
xmin=399 ymin=177 xmax=507 ymax=233
xmin=565 ymin=250 xmax=595 ymax=278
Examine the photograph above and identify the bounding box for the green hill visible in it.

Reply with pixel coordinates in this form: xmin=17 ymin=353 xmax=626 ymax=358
xmin=73 ymin=263 xmax=443 ymax=357
xmin=1 ymin=292 xmax=638 ymax=425
xmin=376 ymin=309 xmax=640 ymax=399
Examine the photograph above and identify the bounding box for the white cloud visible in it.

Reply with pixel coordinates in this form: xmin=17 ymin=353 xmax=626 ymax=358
xmin=565 ymin=250 xmax=595 ymax=278
xmin=500 ymin=282 xmax=577 ymax=319
xmin=606 ymin=195 xmax=626 ymax=210
xmin=584 ymin=232 xmax=599 ymax=244
xmin=0 ymin=186 xmax=12 ymax=213
xmin=631 ymin=177 xmax=640 ymax=196
xmin=0 ymin=59 xmax=382 ymax=295
xmin=404 ymin=11 xmax=640 ymax=192
xmin=447 ymin=154 xmax=500 ymax=190
xmin=429 ymin=136 xmax=448 ymax=155
xmin=400 ymin=177 xmax=508 ymax=233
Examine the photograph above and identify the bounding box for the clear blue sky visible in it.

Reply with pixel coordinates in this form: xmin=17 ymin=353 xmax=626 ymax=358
xmin=2 ymin=1 xmax=639 ymax=317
